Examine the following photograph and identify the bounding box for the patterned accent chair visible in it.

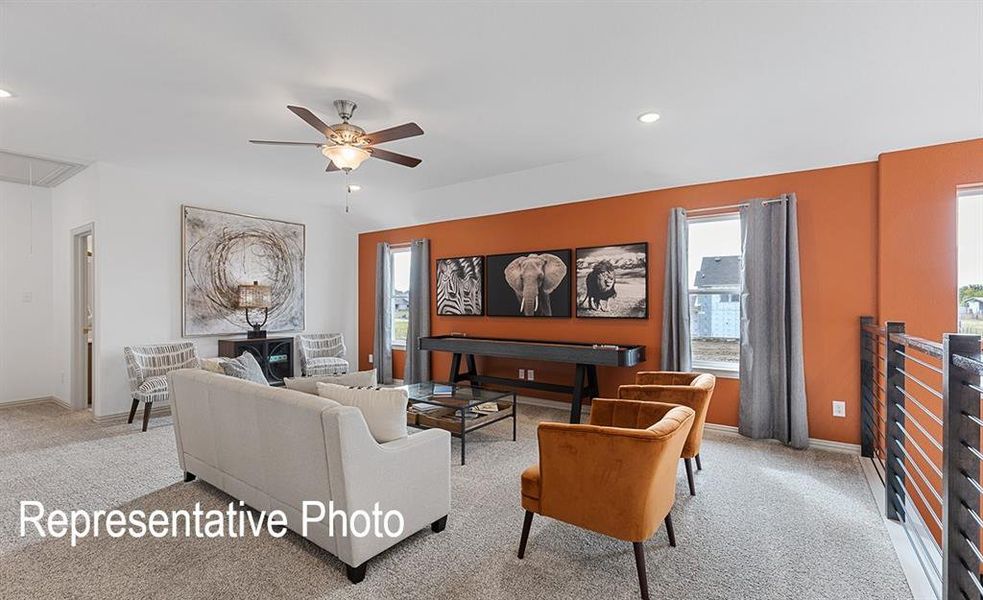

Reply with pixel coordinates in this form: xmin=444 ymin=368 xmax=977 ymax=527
xmin=617 ymin=371 xmax=716 ymax=495
xmin=124 ymin=342 xmax=200 ymax=431
xmin=298 ymin=333 xmax=350 ymax=377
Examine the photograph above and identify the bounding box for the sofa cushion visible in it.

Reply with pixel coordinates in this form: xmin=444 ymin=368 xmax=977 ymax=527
xmin=316 ymin=382 xmax=407 ymax=444
xmin=200 ymin=357 xmax=227 ymax=374
xmin=220 ymin=352 xmax=269 ymax=386
xmin=284 ymin=369 xmax=377 ymax=395
xmin=306 ymin=356 xmax=350 ymax=376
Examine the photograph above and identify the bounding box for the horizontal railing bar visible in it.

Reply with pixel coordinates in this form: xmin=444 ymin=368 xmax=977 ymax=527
xmin=965 ymin=564 xmax=983 ymax=597
xmin=965 ymin=382 xmax=983 ymax=395
xmin=897 ymin=368 xmax=945 ymax=400
xmin=891 ymin=446 xmax=943 ymax=507
xmin=895 ymin=386 xmax=944 ymax=426
xmin=893 ymin=468 xmax=943 ymax=530
xmin=964 ymin=502 xmax=983 ymax=531
xmin=964 ymin=472 xmax=983 ymax=497
xmin=862 ymin=324 xmax=886 ymax=336
xmin=896 ymin=349 xmax=944 ymax=374
xmin=962 ymin=535 xmax=983 ymax=576
xmin=900 ymin=428 xmax=944 ymax=478
xmin=888 ymin=332 xmax=944 ymax=359
xmin=952 ymin=352 xmax=983 ymax=376
xmin=893 ymin=409 xmax=944 ymax=452
xmin=962 ymin=441 xmax=983 ymax=464
xmin=962 ymin=412 xmax=983 ymax=429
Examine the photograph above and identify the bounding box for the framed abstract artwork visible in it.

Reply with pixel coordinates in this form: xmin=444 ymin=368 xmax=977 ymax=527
xmin=575 ymin=242 xmax=648 ymax=318
xmin=435 ymin=256 xmax=484 ymax=316
xmin=182 ymin=205 xmax=306 ymax=336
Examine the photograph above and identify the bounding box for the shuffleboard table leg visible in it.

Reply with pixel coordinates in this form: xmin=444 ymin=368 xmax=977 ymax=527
xmin=570 ymin=364 xmax=587 ymax=424
xmin=465 ymin=353 xmax=478 ymax=384
xmin=586 ymin=365 xmax=599 ymax=398
xmin=449 ymin=353 xmax=462 ymax=383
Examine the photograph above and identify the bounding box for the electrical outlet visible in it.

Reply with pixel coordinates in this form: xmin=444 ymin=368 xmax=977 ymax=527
xmin=518 ymin=369 xmax=525 ymax=379
xmin=21 ymin=291 xmax=32 ymax=303
xmin=527 ymin=369 xmax=535 ymax=381
xmin=368 ymin=353 xmax=374 ymax=364
xmin=832 ymin=400 xmax=846 ymax=417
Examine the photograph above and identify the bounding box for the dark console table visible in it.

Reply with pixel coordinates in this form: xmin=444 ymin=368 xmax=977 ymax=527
xmin=418 ymin=335 xmax=645 ymax=424
xmin=218 ymin=336 xmax=294 ymax=386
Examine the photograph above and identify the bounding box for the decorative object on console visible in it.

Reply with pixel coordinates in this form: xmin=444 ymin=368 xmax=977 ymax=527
xmin=238 ymin=280 xmax=272 ymax=338
xmin=218 ymin=336 xmax=294 ymax=386
xmin=316 ymin=382 xmax=409 ymax=444
xmin=297 ymin=333 xmax=349 ymax=376
xmin=435 ymin=256 xmax=484 ymax=316
xmin=182 ymin=205 xmax=305 ymax=337
xmin=486 ymin=249 xmax=571 ymax=317
xmin=284 ymin=368 xmax=377 ymax=395
xmin=220 ymin=351 xmax=270 ymax=386
xmin=124 ymin=342 xmax=201 ymax=432
xmin=576 ymin=243 xmax=648 ymax=318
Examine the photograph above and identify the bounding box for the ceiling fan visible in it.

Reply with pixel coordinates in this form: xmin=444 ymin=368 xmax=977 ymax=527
xmin=250 ymin=100 xmax=423 ymax=172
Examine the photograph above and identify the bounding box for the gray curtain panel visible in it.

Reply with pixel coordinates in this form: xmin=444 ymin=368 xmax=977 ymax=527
xmin=661 ymin=207 xmax=692 ymax=371
xmin=738 ymin=194 xmax=809 ymax=449
xmin=404 ymin=238 xmax=431 ymax=384
xmin=373 ymin=242 xmax=394 ymax=384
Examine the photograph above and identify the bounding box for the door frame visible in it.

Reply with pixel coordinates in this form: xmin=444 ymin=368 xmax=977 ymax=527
xmin=71 ymin=223 xmax=95 ymax=411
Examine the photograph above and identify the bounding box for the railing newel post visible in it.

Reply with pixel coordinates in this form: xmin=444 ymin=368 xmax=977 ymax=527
xmin=942 ymin=332 xmax=982 ymax=600
xmin=885 ymin=321 xmax=907 ymax=522
xmin=861 ymin=316 xmax=876 ymax=459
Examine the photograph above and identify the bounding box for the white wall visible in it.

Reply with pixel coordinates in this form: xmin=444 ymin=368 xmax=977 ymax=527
xmin=88 ymin=163 xmax=357 ymax=418
xmin=0 ymin=181 xmax=54 ymax=404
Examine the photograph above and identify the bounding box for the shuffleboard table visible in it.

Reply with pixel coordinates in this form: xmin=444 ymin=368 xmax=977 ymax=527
xmin=418 ymin=335 xmax=646 ymax=424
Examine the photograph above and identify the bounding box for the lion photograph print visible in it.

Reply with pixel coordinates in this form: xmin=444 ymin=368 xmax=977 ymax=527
xmin=486 ymin=249 xmax=572 ymax=317
xmin=575 ymin=243 xmax=648 ymax=318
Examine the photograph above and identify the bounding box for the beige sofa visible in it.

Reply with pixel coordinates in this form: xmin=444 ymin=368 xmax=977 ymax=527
xmin=167 ymin=369 xmax=451 ymax=583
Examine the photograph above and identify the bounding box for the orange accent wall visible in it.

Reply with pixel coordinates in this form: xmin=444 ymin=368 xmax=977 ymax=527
xmin=358 ymin=161 xmax=880 ymax=444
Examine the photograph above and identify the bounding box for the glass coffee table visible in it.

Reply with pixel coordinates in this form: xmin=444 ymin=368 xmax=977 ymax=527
xmin=403 ymin=381 xmax=516 ymax=465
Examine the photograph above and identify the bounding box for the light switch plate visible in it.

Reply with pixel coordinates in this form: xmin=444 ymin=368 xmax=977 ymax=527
xmin=832 ymin=400 xmax=846 ymax=417
xmin=22 ymin=291 xmax=32 ymax=303
xmin=368 ymin=353 xmax=374 ymax=364
xmin=527 ymin=370 xmax=535 ymax=381
xmin=518 ymin=369 xmax=525 ymax=379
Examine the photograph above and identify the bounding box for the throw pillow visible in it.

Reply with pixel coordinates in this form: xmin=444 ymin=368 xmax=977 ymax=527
xmin=220 ymin=352 xmax=270 ymax=386
xmin=200 ymin=357 xmax=228 ymax=374
xmin=284 ymin=369 xmax=378 ymax=395
xmin=316 ymin=382 xmax=407 ymax=443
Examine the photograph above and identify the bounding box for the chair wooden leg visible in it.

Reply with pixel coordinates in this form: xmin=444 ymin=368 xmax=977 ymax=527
xmin=664 ymin=512 xmax=676 ymax=547
xmin=517 ymin=510 xmax=534 ymax=559
xmin=695 ymin=453 xmax=703 ymax=471
xmin=183 ymin=472 xmax=196 ymax=483
xmin=431 ymin=515 xmax=447 ymax=533
xmin=141 ymin=401 xmax=153 ymax=432
xmin=633 ymin=542 xmax=649 ymax=600
xmin=684 ymin=458 xmax=696 ymax=496
xmin=127 ymin=398 xmax=139 ymax=424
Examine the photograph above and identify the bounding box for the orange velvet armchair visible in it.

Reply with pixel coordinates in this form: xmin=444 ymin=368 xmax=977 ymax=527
xmin=618 ymin=371 xmax=716 ymax=495
xmin=518 ymin=399 xmax=695 ymax=600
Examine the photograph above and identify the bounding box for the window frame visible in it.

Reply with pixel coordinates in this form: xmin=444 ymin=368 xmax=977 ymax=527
xmin=389 ymin=245 xmax=411 ymax=349
xmin=687 ymin=212 xmax=742 ymax=374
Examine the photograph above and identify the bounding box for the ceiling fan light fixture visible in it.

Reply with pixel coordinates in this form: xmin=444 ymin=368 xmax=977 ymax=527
xmin=321 ymin=144 xmax=370 ymax=171
xmin=0 ymin=89 xmax=13 ymax=98
xmin=637 ymin=112 xmax=661 ymax=123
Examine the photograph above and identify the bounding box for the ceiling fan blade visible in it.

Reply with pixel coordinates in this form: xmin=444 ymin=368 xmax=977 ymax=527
xmin=249 ymin=140 xmax=323 ymax=146
xmin=326 ymin=161 xmax=340 ymax=172
xmin=368 ymin=147 xmax=422 ymax=168
xmin=363 ymin=123 xmax=424 ymax=145
xmin=287 ymin=105 xmax=337 ymax=138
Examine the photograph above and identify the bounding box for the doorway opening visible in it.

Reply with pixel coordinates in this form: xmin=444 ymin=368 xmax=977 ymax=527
xmin=71 ymin=224 xmax=95 ymax=411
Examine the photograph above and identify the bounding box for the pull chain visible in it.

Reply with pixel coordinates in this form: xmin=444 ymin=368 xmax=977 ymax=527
xmin=345 ymin=170 xmax=351 ymax=213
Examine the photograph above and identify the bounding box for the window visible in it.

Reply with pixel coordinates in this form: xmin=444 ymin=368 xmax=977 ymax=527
xmin=390 ymin=246 xmax=411 ymax=347
xmin=958 ymin=187 xmax=983 ymax=334
xmin=688 ymin=214 xmax=742 ymax=370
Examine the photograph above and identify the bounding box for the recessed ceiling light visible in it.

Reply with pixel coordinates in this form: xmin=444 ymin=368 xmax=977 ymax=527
xmin=348 ymin=184 xmax=361 ymax=193
xmin=637 ymin=112 xmax=660 ymax=123
xmin=0 ymin=89 xmax=13 ymax=98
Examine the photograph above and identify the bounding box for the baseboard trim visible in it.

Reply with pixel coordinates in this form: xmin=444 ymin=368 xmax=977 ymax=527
xmin=515 ymin=395 xmax=589 ymax=416
xmin=0 ymin=395 xmax=60 ymax=409
xmin=92 ymin=403 xmax=172 ymax=425
xmin=704 ymin=423 xmax=860 ymax=454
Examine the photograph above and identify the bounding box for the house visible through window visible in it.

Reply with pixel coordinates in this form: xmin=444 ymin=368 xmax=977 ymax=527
xmin=390 ymin=246 xmax=411 ymax=347
xmin=958 ymin=187 xmax=983 ymax=334
xmin=688 ymin=214 xmax=742 ymax=370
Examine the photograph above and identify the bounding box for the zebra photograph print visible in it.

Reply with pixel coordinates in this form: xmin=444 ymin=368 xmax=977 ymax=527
xmin=435 ymin=256 xmax=484 ymax=316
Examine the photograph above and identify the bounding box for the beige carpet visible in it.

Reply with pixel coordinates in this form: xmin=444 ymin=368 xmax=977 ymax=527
xmin=0 ymin=401 xmax=911 ymax=599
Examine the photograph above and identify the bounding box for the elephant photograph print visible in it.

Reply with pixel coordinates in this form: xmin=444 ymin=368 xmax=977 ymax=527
xmin=575 ymin=243 xmax=648 ymax=318
xmin=486 ymin=249 xmax=572 ymax=317
xmin=435 ymin=256 xmax=484 ymax=316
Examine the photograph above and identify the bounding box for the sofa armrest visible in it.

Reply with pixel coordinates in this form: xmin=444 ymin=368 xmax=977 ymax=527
xmin=322 ymin=406 xmax=451 ymax=566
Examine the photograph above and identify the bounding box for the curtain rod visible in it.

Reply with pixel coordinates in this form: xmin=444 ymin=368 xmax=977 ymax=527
xmin=685 ymin=197 xmax=787 ymax=215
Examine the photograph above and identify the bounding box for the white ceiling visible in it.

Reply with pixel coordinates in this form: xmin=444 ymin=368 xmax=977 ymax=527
xmin=1 ymin=1 xmax=981 ymax=231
